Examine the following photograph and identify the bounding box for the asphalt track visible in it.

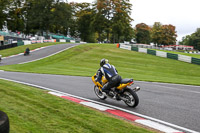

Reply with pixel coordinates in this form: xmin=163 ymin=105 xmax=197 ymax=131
xmin=0 ymin=43 xmax=80 ymax=66
xmin=0 ymin=43 xmax=200 ymax=132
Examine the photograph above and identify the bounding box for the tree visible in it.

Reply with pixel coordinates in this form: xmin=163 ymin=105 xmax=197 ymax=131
xmin=180 ymin=28 xmax=200 ymax=50
xmin=135 ymin=23 xmax=151 ymax=44
xmin=111 ymin=0 xmax=133 ymax=43
xmin=151 ymin=22 xmax=162 ymax=46
xmin=24 ymin=0 xmax=55 ymax=35
xmin=92 ymin=0 xmax=133 ymax=43
xmin=0 ymin=0 xmax=10 ymax=29
xmin=179 ymin=35 xmax=191 ymax=46
xmin=92 ymin=0 xmax=107 ymax=42
xmin=6 ymin=0 xmax=25 ymax=32
xmin=160 ymin=24 xmax=177 ymax=45
xmin=50 ymin=2 xmax=72 ymax=35
xmin=191 ymin=28 xmax=200 ymax=50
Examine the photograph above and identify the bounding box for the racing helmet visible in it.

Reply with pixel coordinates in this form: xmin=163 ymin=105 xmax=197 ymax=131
xmin=100 ymin=58 xmax=109 ymax=67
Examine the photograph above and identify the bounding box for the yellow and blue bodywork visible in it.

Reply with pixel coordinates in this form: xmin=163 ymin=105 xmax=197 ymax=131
xmin=91 ymin=73 xmax=134 ymax=91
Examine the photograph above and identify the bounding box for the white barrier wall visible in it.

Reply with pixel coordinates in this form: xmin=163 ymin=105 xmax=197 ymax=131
xmin=80 ymin=41 xmax=87 ymax=44
xmin=178 ymin=54 xmax=192 ymax=63
xmin=119 ymin=44 xmax=200 ymax=65
xmin=156 ymin=51 xmax=167 ymax=58
xmin=70 ymin=40 xmax=75 ymax=43
xmin=138 ymin=48 xmax=147 ymax=53
xmin=120 ymin=44 xmax=131 ymax=50
xmin=60 ymin=39 xmax=66 ymax=42
xmin=23 ymin=40 xmax=31 ymax=45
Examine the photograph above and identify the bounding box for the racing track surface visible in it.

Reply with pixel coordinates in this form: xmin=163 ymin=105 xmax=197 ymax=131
xmin=0 ymin=72 xmax=200 ymax=132
xmin=0 ymin=43 xmax=80 ymax=66
xmin=0 ymin=43 xmax=200 ymax=132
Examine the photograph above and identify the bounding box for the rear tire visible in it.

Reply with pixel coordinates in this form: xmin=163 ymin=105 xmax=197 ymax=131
xmin=94 ymin=85 xmax=107 ymax=100
xmin=0 ymin=110 xmax=10 ymax=133
xmin=122 ymin=88 xmax=139 ymax=108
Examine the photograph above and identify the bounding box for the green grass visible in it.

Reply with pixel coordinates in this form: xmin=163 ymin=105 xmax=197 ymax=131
xmin=151 ymin=49 xmax=200 ymax=58
xmin=0 ymin=43 xmax=199 ymax=85
xmin=0 ymin=42 xmax=68 ymax=57
xmin=0 ymin=79 xmax=153 ymax=133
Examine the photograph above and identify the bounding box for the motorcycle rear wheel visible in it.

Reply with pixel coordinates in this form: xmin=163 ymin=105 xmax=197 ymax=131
xmin=123 ymin=88 xmax=139 ymax=108
xmin=94 ymin=85 xmax=107 ymax=100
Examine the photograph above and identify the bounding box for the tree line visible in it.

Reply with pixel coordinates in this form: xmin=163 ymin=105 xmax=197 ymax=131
xmin=179 ymin=28 xmax=200 ymax=50
xmin=2 ymin=0 xmax=199 ymax=50
xmin=135 ymin=22 xmax=177 ymax=46
xmin=0 ymin=0 xmax=134 ymax=43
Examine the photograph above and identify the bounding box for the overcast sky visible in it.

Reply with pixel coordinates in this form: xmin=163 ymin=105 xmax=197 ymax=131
xmin=68 ymin=0 xmax=200 ymax=41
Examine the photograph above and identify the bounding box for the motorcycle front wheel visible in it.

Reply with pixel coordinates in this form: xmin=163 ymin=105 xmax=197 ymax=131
xmin=122 ymin=88 xmax=139 ymax=108
xmin=94 ymin=85 xmax=107 ymax=100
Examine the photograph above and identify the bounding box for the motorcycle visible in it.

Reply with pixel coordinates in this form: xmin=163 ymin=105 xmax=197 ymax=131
xmin=24 ymin=48 xmax=30 ymax=56
xmin=92 ymin=73 xmax=140 ymax=108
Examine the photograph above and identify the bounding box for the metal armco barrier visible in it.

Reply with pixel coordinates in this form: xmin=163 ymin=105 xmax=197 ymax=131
xmin=118 ymin=43 xmax=200 ymax=65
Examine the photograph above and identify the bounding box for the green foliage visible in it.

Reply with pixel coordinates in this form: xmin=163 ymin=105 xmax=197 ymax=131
xmin=151 ymin=22 xmax=162 ymax=45
xmin=74 ymin=3 xmax=96 ymax=42
xmin=135 ymin=23 xmax=151 ymax=44
xmin=180 ymin=28 xmax=200 ymax=50
xmin=0 ymin=0 xmax=10 ymax=29
xmin=160 ymin=24 xmax=177 ymax=45
xmin=0 ymin=0 xmax=135 ymax=43
xmin=7 ymin=0 xmax=25 ymax=32
xmin=50 ymin=2 xmax=72 ymax=35
xmin=137 ymin=22 xmax=177 ymax=45
xmin=93 ymin=0 xmax=133 ymax=43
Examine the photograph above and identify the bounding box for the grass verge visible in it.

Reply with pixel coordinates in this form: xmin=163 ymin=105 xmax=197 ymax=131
xmin=0 ymin=79 xmax=153 ymax=133
xmin=0 ymin=43 xmax=199 ymax=86
xmin=0 ymin=42 xmax=68 ymax=57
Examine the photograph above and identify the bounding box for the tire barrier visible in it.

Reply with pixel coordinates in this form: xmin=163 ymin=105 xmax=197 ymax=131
xmin=0 ymin=111 xmax=10 ymax=133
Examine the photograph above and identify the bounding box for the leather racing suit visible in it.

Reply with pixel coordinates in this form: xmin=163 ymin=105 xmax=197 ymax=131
xmin=96 ymin=63 xmax=121 ymax=94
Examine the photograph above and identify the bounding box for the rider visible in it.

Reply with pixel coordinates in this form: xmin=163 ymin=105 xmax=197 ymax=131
xmin=96 ymin=58 xmax=121 ymax=96
xmin=25 ymin=47 xmax=30 ymax=54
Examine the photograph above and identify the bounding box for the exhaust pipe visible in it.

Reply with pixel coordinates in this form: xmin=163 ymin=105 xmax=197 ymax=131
xmin=133 ymin=86 xmax=140 ymax=92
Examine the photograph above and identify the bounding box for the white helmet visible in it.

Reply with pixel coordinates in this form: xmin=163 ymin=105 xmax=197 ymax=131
xmin=100 ymin=58 xmax=109 ymax=67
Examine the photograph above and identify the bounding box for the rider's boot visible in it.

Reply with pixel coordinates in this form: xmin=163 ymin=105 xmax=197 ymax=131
xmin=116 ymin=94 xmax=121 ymax=101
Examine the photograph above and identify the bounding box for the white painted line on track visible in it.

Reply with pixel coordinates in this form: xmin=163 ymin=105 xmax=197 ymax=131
xmin=19 ymin=45 xmax=77 ymax=64
xmin=49 ymin=91 xmax=64 ymax=97
xmin=0 ymin=77 xmax=199 ymax=133
xmin=135 ymin=119 xmax=182 ymax=133
xmin=80 ymin=102 xmax=113 ymax=111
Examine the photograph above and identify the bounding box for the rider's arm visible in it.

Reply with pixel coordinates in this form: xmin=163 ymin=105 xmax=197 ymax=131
xmin=112 ymin=65 xmax=118 ymax=73
xmin=96 ymin=68 xmax=103 ymax=82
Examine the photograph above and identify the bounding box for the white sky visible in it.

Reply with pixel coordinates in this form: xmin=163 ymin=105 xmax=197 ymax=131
xmin=68 ymin=0 xmax=200 ymax=41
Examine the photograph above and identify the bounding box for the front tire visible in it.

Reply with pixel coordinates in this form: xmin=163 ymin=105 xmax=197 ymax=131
xmin=94 ymin=86 xmax=107 ymax=100
xmin=122 ymin=88 xmax=139 ymax=108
